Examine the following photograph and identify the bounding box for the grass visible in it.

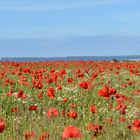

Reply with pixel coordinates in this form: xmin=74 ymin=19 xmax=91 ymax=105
xmin=0 ymin=61 xmax=139 ymax=140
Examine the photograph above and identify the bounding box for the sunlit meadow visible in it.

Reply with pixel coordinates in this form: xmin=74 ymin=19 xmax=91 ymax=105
xmin=0 ymin=61 xmax=139 ymax=140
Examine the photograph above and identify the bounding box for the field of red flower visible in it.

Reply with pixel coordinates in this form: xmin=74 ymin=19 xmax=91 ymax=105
xmin=0 ymin=61 xmax=139 ymax=140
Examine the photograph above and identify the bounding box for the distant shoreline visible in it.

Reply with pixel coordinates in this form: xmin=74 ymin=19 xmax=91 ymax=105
xmin=0 ymin=55 xmax=140 ymax=62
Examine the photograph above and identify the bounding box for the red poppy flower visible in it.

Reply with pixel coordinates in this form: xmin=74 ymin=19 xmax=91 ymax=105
xmin=46 ymin=88 xmax=55 ymax=98
xmin=62 ymin=125 xmax=82 ymax=139
xmin=114 ymin=93 xmax=127 ymax=103
xmin=38 ymin=92 xmax=43 ymax=99
xmin=98 ymin=85 xmax=110 ymax=98
xmin=15 ymin=90 xmax=27 ymax=98
xmin=22 ymin=93 xmax=27 ymax=99
xmin=79 ymin=81 xmax=90 ymax=89
xmin=71 ymin=103 xmax=76 ymax=108
xmin=24 ymin=131 xmax=35 ymax=139
xmin=116 ymin=103 xmax=127 ymax=115
xmin=98 ymin=85 xmax=116 ymax=98
xmin=78 ymin=73 xmax=84 ymax=78
xmin=11 ymin=107 xmax=18 ymax=113
xmin=47 ymin=107 xmax=59 ymax=117
xmin=61 ymin=110 xmax=66 ymax=116
xmin=86 ymin=123 xmax=103 ymax=135
xmin=104 ymin=118 xmax=113 ymax=124
xmin=108 ymin=104 xmax=113 ymax=109
xmin=89 ymin=105 xmax=97 ymax=114
xmin=39 ymin=131 xmax=49 ymax=140
xmin=28 ymin=105 xmax=38 ymax=111
xmin=63 ymin=97 xmax=68 ymax=102
xmin=16 ymin=90 xmax=24 ymax=97
xmin=6 ymin=89 xmax=13 ymax=97
xmin=33 ymin=81 xmax=43 ymax=89
xmin=132 ymin=119 xmax=140 ymax=131
xmin=132 ymin=89 xmax=140 ymax=94
xmin=67 ymin=111 xmax=77 ymax=119
xmin=57 ymin=85 xmax=62 ymax=90
xmin=90 ymin=72 xmax=98 ymax=80
xmin=67 ymin=78 xmax=73 ymax=83
xmin=0 ymin=119 xmax=5 ymax=133
xmin=59 ymin=69 xmax=66 ymax=76
xmin=92 ymin=124 xmax=103 ymax=132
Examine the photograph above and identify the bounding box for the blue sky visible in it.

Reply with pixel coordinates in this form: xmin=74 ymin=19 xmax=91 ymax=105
xmin=0 ymin=0 xmax=140 ymax=57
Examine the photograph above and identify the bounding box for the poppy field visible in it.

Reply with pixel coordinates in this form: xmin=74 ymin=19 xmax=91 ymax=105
xmin=0 ymin=61 xmax=140 ymax=140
